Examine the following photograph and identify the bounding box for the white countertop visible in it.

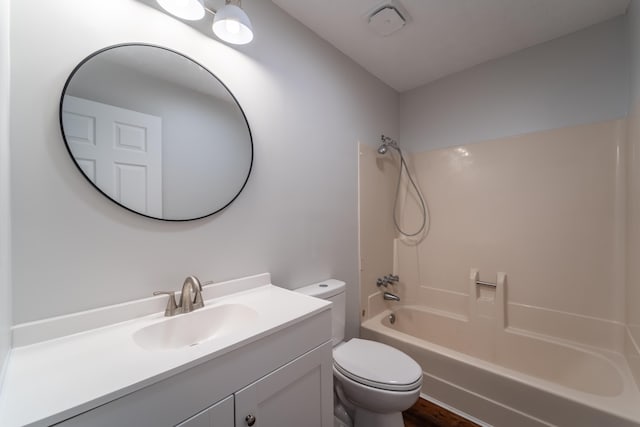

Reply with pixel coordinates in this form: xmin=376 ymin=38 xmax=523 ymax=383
xmin=0 ymin=274 xmax=330 ymax=427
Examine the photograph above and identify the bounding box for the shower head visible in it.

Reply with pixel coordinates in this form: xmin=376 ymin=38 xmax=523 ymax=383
xmin=378 ymin=134 xmax=399 ymax=155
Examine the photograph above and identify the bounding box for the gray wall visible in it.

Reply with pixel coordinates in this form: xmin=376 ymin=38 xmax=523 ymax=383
xmin=10 ymin=0 xmax=398 ymax=342
xmin=631 ymin=2 xmax=640 ymax=106
xmin=400 ymin=16 xmax=629 ymax=153
xmin=0 ymin=0 xmax=11 ymax=383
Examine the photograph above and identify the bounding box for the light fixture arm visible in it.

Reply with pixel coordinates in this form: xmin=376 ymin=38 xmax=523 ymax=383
xmin=203 ymin=0 xmax=244 ymax=16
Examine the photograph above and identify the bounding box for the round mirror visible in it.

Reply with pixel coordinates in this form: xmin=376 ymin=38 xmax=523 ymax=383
xmin=60 ymin=44 xmax=253 ymax=221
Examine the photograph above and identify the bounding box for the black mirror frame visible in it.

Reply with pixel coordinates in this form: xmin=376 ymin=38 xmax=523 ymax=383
xmin=59 ymin=43 xmax=254 ymax=222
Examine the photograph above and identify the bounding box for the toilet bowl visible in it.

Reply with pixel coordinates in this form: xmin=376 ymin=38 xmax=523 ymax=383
xmin=333 ymin=338 xmax=422 ymax=427
xmin=296 ymin=280 xmax=422 ymax=427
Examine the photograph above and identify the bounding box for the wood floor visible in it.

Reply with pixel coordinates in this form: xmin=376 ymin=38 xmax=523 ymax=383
xmin=403 ymin=398 xmax=480 ymax=427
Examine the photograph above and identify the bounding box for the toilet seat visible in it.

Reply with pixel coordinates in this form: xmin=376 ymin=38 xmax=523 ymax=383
xmin=333 ymin=338 xmax=422 ymax=392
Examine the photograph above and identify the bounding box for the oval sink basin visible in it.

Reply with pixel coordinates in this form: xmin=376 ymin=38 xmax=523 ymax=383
xmin=133 ymin=304 xmax=259 ymax=350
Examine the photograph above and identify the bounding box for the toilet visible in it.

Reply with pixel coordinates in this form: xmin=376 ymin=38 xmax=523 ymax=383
xmin=297 ymin=279 xmax=422 ymax=427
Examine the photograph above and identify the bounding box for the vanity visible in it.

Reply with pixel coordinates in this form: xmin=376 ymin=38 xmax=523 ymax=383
xmin=0 ymin=274 xmax=333 ymax=427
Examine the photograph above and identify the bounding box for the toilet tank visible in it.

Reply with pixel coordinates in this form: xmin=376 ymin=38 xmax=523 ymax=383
xmin=296 ymin=279 xmax=345 ymax=346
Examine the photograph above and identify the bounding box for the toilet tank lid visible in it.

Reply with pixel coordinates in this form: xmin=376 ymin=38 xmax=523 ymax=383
xmin=295 ymin=279 xmax=345 ymax=299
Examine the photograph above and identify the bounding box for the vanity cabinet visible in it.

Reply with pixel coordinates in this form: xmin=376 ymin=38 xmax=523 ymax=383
xmin=176 ymin=396 xmax=234 ymax=427
xmin=54 ymin=310 xmax=332 ymax=427
xmin=176 ymin=342 xmax=331 ymax=427
xmin=233 ymin=339 xmax=331 ymax=427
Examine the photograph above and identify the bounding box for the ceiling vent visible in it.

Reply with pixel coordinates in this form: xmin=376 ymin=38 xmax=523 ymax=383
xmin=368 ymin=5 xmax=406 ymax=37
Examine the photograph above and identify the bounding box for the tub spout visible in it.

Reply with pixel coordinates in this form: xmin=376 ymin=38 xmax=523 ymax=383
xmin=383 ymin=291 xmax=400 ymax=302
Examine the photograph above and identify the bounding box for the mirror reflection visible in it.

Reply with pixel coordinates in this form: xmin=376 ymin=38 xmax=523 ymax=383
xmin=60 ymin=44 xmax=253 ymax=221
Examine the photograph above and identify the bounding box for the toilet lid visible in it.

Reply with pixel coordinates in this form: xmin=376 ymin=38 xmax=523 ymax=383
xmin=333 ymin=339 xmax=422 ymax=392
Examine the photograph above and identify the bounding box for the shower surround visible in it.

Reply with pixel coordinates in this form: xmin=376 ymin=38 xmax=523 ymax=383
xmin=358 ymin=117 xmax=640 ymax=425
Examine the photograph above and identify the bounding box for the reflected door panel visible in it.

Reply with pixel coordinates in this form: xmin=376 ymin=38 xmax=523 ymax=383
xmin=62 ymin=96 xmax=163 ymax=217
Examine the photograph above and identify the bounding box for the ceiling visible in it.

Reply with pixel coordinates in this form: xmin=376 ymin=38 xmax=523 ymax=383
xmin=272 ymin=0 xmax=630 ymax=92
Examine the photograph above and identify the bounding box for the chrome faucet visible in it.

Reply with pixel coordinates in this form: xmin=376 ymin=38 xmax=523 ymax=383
xmin=383 ymin=291 xmax=400 ymax=302
xmin=154 ymin=275 xmax=205 ymax=317
xmin=180 ymin=275 xmax=204 ymax=313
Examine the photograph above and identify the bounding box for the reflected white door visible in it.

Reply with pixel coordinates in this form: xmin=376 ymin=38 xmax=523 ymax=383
xmin=62 ymin=96 xmax=163 ymax=217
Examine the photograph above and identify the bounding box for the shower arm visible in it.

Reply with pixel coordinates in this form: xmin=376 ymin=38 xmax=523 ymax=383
xmin=380 ymin=135 xmax=400 ymax=153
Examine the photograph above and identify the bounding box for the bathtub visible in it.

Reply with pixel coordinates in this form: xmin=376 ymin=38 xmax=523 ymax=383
xmin=361 ymin=305 xmax=640 ymax=427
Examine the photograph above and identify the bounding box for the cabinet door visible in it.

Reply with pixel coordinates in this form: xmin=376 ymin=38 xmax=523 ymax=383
xmin=234 ymin=341 xmax=333 ymax=427
xmin=175 ymin=395 xmax=234 ymax=427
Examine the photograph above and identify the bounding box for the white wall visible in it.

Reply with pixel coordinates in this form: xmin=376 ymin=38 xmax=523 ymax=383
xmin=400 ymin=16 xmax=629 ymax=153
xmin=10 ymin=0 xmax=398 ymax=341
xmin=0 ymin=0 xmax=11 ymax=383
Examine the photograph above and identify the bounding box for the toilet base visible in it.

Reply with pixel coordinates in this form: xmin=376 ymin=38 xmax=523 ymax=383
xmin=333 ymin=363 xmax=420 ymax=427
xmin=334 ymin=415 xmax=352 ymax=427
xmin=353 ymin=408 xmax=403 ymax=427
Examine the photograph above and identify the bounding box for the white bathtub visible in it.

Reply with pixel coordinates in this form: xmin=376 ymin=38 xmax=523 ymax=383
xmin=361 ymin=305 xmax=640 ymax=427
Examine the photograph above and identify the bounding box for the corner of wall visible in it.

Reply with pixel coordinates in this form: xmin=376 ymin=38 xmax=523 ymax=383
xmin=626 ymin=0 xmax=640 ymax=389
xmin=629 ymin=0 xmax=640 ymax=108
xmin=0 ymin=0 xmax=12 ymax=388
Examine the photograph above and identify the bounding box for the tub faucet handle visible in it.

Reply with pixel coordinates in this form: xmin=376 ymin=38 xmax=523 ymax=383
xmin=376 ymin=278 xmax=388 ymax=287
xmin=386 ymin=274 xmax=399 ymax=282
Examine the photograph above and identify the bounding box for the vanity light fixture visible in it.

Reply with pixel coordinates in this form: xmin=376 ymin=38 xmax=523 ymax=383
xmin=212 ymin=1 xmax=254 ymax=45
xmin=156 ymin=0 xmax=254 ymax=45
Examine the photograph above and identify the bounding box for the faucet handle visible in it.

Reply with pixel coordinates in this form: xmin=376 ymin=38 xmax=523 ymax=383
xmin=153 ymin=291 xmax=178 ymax=317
